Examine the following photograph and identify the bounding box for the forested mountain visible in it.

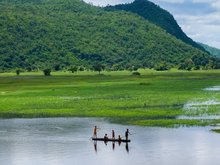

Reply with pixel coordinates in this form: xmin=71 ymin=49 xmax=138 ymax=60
xmin=106 ymin=0 xmax=205 ymax=51
xmin=199 ymin=43 xmax=220 ymax=57
xmin=0 ymin=0 xmax=215 ymax=71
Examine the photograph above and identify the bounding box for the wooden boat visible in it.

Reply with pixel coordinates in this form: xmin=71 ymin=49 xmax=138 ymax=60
xmin=92 ymin=138 xmax=131 ymax=143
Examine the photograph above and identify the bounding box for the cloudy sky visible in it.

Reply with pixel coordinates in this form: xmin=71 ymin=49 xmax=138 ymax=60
xmin=84 ymin=0 xmax=220 ymax=49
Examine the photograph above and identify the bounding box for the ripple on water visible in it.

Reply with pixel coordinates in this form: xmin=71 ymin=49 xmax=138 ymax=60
xmin=204 ymin=86 xmax=220 ymax=91
xmin=183 ymin=100 xmax=220 ymax=111
xmin=177 ymin=115 xmax=220 ymax=120
xmin=1 ymin=118 xmax=220 ymax=165
xmin=184 ymin=85 xmax=220 ymax=111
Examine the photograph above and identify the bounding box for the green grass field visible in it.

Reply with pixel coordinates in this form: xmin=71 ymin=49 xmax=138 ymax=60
xmin=1 ymin=69 xmax=220 ymax=127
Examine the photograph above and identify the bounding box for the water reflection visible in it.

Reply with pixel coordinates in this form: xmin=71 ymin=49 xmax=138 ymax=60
xmin=94 ymin=141 xmax=98 ymax=153
xmin=1 ymin=118 xmax=220 ymax=165
xmin=93 ymin=141 xmax=129 ymax=153
xmin=125 ymin=143 xmax=129 ymax=153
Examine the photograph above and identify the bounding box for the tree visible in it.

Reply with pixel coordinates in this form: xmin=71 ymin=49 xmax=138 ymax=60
xmin=194 ymin=65 xmax=200 ymax=70
xmin=68 ymin=66 xmax=78 ymax=73
xmin=155 ymin=62 xmax=170 ymax=71
xmin=43 ymin=69 xmax=51 ymax=76
xmin=128 ymin=65 xmax=139 ymax=72
xmin=178 ymin=59 xmax=193 ymax=71
xmin=79 ymin=66 xmax=85 ymax=71
xmin=54 ymin=64 xmax=62 ymax=71
xmin=132 ymin=71 xmax=141 ymax=76
xmin=16 ymin=69 xmax=22 ymax=76
xmin=93 ymin=63 xmax=105 ymax=74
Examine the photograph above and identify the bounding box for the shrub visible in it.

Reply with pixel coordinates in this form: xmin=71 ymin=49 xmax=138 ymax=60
xmin=43 ymin=69 xmax=51 ymax=76
xmin=194 ymin=65 xmax=200 ymax=70
xmin=16 ymin=69 xmax=22 ymax=76
xmin=132 ymin=72 xmax=141 ymax=76
xmin=139 ymin=82 xmax=151 ymax=86
xmin=93 ymin=63 xmax=105 ymax=74
xmin=79 ymin=66 xmax=85 ymax=71
xmin=154 ymin=62 xmax=171 ymax=71
xmin=68 ymin=66 xmax=78 ymax=73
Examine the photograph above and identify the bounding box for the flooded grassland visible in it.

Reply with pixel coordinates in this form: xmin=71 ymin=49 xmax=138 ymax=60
xmin=1 ymin=70 xmax=220 ymax=127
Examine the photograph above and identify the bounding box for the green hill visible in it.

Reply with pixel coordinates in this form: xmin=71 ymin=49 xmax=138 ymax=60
xmin=0 ymin=0 xmax=214 ymax=71
xmin=106 ymin=0 xmax=205 ymax=51
xmin=199 ymin=43 xmax=220 ymax=57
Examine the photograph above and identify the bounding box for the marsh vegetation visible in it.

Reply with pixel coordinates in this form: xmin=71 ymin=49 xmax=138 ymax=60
xmin=1 ymin=69 xmax=220 ymax=127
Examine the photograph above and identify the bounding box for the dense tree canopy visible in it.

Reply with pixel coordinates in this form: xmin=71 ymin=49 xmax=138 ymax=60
xmin=0 ymin=0 xmax=217 ymax=71
xmin=106 ymin=0 xmax=205 ymax=51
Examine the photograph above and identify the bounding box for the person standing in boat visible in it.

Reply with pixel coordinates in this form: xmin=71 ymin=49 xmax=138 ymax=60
xmin=125 ymin=129 xmax=131 ymax=141
xmin=112 ymin=130 xmax=115 ymax=140
xmin=104 ymin=134 xmax=108 ymax=145
xmin=93 ymin=126 xmax=99 ymax=138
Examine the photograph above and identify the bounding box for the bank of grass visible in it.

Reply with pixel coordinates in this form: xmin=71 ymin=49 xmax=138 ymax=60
xmin=211 ymin=129 xmax=220 ymax=133
xmin=130 ymin=119 xmax=220 ymax=128
xmin=1 ymin=69 xmax=220 ymax=127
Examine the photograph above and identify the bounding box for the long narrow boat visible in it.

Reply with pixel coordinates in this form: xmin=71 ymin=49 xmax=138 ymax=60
xmin=92 ymin=138 xmax=131 ymax=143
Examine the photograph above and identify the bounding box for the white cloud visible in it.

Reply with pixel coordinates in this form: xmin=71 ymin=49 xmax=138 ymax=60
xmin=156 ymin=0 xmax=184 ymax=3
xmin=192 ymin=0 xmax=215 ymax=3
xmin=211 ymin=1 xmax=220 ymax=10
xmin=175 ymin=12 xmax=220 ymax=48
xmin=84 ymin=0 xmax=132 ymax=6
xmin=153 ymin=0 xmax=220 ymax=48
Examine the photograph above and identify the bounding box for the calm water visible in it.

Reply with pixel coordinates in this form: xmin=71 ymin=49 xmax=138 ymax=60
xmin=0 ymin=118 xmax=220 ymax=165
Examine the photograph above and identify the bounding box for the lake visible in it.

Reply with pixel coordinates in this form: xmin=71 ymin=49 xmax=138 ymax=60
xmin=0 ymin=118 xmax=220 ymax=165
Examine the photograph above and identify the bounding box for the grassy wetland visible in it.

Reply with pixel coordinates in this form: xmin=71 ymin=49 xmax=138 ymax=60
xmin=1 ymin=69 xmax=220 ymax=127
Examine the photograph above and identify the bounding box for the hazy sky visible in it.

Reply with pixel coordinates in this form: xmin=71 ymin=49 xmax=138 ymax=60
xmin=84 ymin=0 xmax=220 ymax=48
